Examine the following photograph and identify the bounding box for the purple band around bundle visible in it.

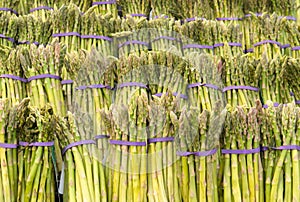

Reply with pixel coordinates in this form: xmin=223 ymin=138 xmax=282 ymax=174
xmin=152 ymin=36 xmax=181 ymax=43
xmin=0 ymin=143 xmax=18 ymax=149
xmin=244 ymin=13 xmax=263 ymax=17
xmin=92 ymin=0 xmax=116 ymax=6
xmin=0 ymin=8 xmax=18 ymax=15
xmin=52 ymin=32 xmax=81 ymax=37
xmin=118 ymin=40 xmax=149 ymax=48
xmin=131 ymin=14 xmax=147 ymax=17
xmin=285 ymin=16 xmax=297 ymax=21
xmin=271 ymin=145 xmax=300 ymax=150
xmin=290 ymin=92 xmax=295 ymax=96
xmin=188 ymin=83 xmax=220 ymax=90
xmin=244 ymin=48 xmax=254 ymax=53
xmin=27 ymin=74 xmax=61 ymax=82
xmin=109 ymin=140 xmax=147 ymax=146
xmin=118 ymin=82 xmax=148 ymax=89
xmin=214 ymin=42 xmax=242 ymax=47
xmin=222 ymin=86 xmax=259 ymax=92
xmin=183 ymin=44 xmax=214 ymax=50
xmin=148 ymin=137 xmax=175 ymax=143
xmin=0 ymin=74 xmax=27 ymax=82
xmin=94 ymin=135 xmax=110 ymax=140
xmin=221 ymin=147 xmax=260 ymax=154
xmin=280 ymin=44 xmax=291 ymax=49
xmin=61 ymin=80 xmax=73 ymax=85
xmin=80 ymin=35 xmax=112 ymax=41
xmin=263 ymin=102 xmax=287 ymax=108
xmin=254 ymin=40 xmax=281 ymax=47
xmin=177 ymin=148 xmax=217 ymax=157
xmin=0 ymin=34 xmax=15 ymax=43
xmin=216 ymin=17 xmax=242 ymax=21
xmin=62 ymin=140 xmax=96 ymax=155
xmin=76 ymin=84 xmax=112 ymax=90
xmin=291 ymin=46 xmax=300 ymax=51
xmin=19 ymin=141 xmax=54 ymax=147
xmin=154 ymin=92 xmax=187 ymax=99
xmin=30 ymin=6 xmax=53 ymax=12
xmin=296 ymin=100 xmax=300 ymax=104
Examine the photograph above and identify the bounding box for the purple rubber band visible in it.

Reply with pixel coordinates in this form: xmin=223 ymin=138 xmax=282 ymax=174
xmin=19 ymin=141 xmax=54 ymax=147
xmin=130 ymin=14 xmax=147 ymax=17
xmin=244 ymin=48 xmax=254 ymax=53
xmin=154 ymin=15 xmax=169 ymax=19
xmin=271 ymin=145 xmax=300 ymax=150
xmin=263 ymin=102 xmax=287 ymax=108
xmin=17 ymin=41 xmax=30 ymax=45
xmin=290 ymin=92 xmax=295 ymax=96
xmin=92 ymin=0 xmax=116 ymax=5
xmin=30 ymin=6 xmax=53 ymax=12
xmin=0 ymin=34 xmax=15 ymax=43
xmin=254 ymin=40 xmax=281 ymax=47
xmin=118 ymin=40 xmax=149 ymax=48
xmin=216 ymin=17 xmax=242 ymax=21
xmin=222 ymin=86 xmax=259 ymax=92
xmin=94 ymin=135 xmax=110 ymax=140
xmin=80 ymin=35 xmax=112 ymax=41
xmin=151 ymin=36 xmax=181 ymax=43
xmin=296 ymin=100 xmax=300 ymax=104
xmin=187 ymin=83 xmax=219 ymax=90
xmin=244 ymin=13 xmax=262 ymax=17
xmin=109 ymin=140 xmax=147 ymax=146
xmin=52 ymin=32 xmax=81 ymax=37
xmin=221 ymin=147 xmax=260 ymax=154
xmin=118 ymin=82 xmax=148 ymax=89
xmin=88 ymin=84 xmax=112 ymax=89
xmin=27 ymin=74 xmax=61 ymax=82
xmin=286 ymin=16 xmax=296 ymax=21
xmin=0 ymin=143 xmax=18 ymax=149
xmin=0 ymin=8 xmax=18 ymax=15
xmin=214 ymin=43 xmax=224 ymax=47
xmin=0 ymin=74 xmax=27 ymax=82
xmin=280 ymin=44 xmax=290 ymax=49
xmin=261 ymin=146 xmax=269 ymax=151
xmin=177 ymin=148 xmax=217 ymax=157
xmin=148 ymin=137 xmax=175 ymax=143
xmin=214 ymin=42 xmax=242 ymax=47
xmin=291 ymin=46 xmax=300 ymax=51
xmin=154 ymin=92 xmax=187 ymax=99
xmin=183 ymin=44 xmax=214 ymax=50
xmin=61 ymin=80 xmax=73 ymax=85
xmin=62 ymin=140 xmax=96 ymax=155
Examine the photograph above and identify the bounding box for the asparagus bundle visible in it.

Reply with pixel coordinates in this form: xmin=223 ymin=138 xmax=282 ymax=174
xmin=0 ymin=12 xmax=18 ymax=47
xmin=261 ymin=101 xmax=300 ymax=201
xmin=220 ymin=103 xmax=263 ymax=202
xmin=212 ymin=0 xmax=244 ymax=19
xmin=117 ymin=0 xmax=151 ymax=18
xmin=90 ymin=0 xmax=118 ymax=17
xmin=16 ymin=98 xmax=57 ymax=202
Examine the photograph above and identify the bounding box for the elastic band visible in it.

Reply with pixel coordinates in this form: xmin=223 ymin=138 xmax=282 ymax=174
xmin=0 ymin=143 xmax=18 ymax=149
xmin=0 ymin=8 xmax=18 ymax=15
xmin=130 ymin=14 xmax=147 ymax=17
xmin=214 ymin=42 xmax=242 ymax=47
xmin=52 ymin=32 xmax=81 ymax=37
xmin=61 ymin=80 xmax=73 ymax=85
xmin=188 ymin=83 xmax=219 ymax=90
xmin=291 ymin=46 xmax=300 ymax=51
xmin=244 ymin=13 xmax=263 ymax=17
xmin=296 ymin=100 xmax=300 ymax=104
xmin=62 ymin=140 xmax=96 ymax=155
xmin=221 ymin=147 xmax=260 ymax=154
xmin=80 ymin=35 xmax=112 ymax=41
xmin=118 ymin=82 xmax=148 ymax=89
xmin=222 ymin=86 xmax=259 ymax=92
xmin=0 ymin=74 xmax=27 ymax=82
xmin=263 ymin=145 xmax=300 ymax=151
xmin=19 ymin=141 xmax=54 ymax=147
xmin=263 ymin=102 xmax=286 ymax=108
xmin=280 ymin=44 xmax=291 ymax=49
xmin=278 ymin=16 xmax=297 ymax=21
xmin=244 ymin=48 xmax=254 ymax=53
xmin=109 ymin=140 xmax=147 ymax=146
xmin=151 ymin=36 xmax=181 ymax=43
xmin=94 ymin=135 xmax=110 ymax=140
xmin=148 ymin=137 xmax=175 ymax=143
xmin=27 ymin=74 xmax=61 ymax=82
xmin=183 ymin=44 xmax=214 ymax=50
xmin=177 ymin=148 xmax=217 ymax=157
xmin=30 ymin=6 xmax=53 ymax=12
xmin=76 ymin=84 xmax=112 ymax=90
xmin=0 ymin=34 xmax=15 ymax=43
xmin=118 ymin=40 xmax=149 ymax=48
xmin=254 ymin=40 xmax=281 ymax=47
xmin=185 ymin=17 xmax=206 ymax=22
xmin=92 ymin=0 xmax=116 ymax=5
xmin=290 ymin=92 xmax=295 ymax=96
xmin=216 ymin=17 xmax=242 ymax=21
xmin=153 ymin=92 xmax=187 ymax=99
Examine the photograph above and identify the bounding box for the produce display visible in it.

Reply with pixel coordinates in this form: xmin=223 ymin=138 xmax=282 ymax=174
xmin=1 ymin=1 xmax=300 ymax=202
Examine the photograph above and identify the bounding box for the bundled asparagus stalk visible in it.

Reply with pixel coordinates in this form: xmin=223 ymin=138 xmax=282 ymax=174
xmin=90 ymin=0 xmax=118 ymax=17
xmin=16 ymin=98 xmax=57 ymax=202
xmin=117 ymin=0 xmax=151 ymax=18
xmin=261 ymin=101 xmax=300 ymax=201
xmin=212 ymin=0 xmax=244 ymax=19
xmin=0 ymin=12 xmax=18 ymax=47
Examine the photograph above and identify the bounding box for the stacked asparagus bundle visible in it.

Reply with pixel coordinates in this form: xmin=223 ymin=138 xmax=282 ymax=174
xmin=212 ymin=0 xmax=244 ymax=19
xmin=16 ymin=98 xmax=57 ymax=202
xmin=0 ymin=12 xmax=18 ymax=47
xmin=90 ymin=0 xmax=118 ymax=17
xmin=220 ymin=103 xmax=264 ymax=202
xmin=117 ymin=0 xmax=151 ymax=18
xmin=261 ymin=101 xmax=300 ymax=201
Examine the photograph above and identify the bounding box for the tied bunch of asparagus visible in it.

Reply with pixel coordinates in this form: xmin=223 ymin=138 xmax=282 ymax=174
xmin=212 ymin=0 xmax=244 ymax=19
xmin=0 ymin=12 xmax=18 ymax=47
xmin=16 ymin=98 xmax=57 ymax=202
xmin=261 ymin=101 xmax=300 ymax=201
xmin=0 ymin=45 xmax=26 ymax=106
xmin=283 ymin=19 xmax=300 ymax=58
xmin=90 ymin=0 xmax=118 ymax=17
xmin=220 ymin=102 xmax=264 ymax=202
xmin=117 ymin=0 xmax=151 ymax=18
